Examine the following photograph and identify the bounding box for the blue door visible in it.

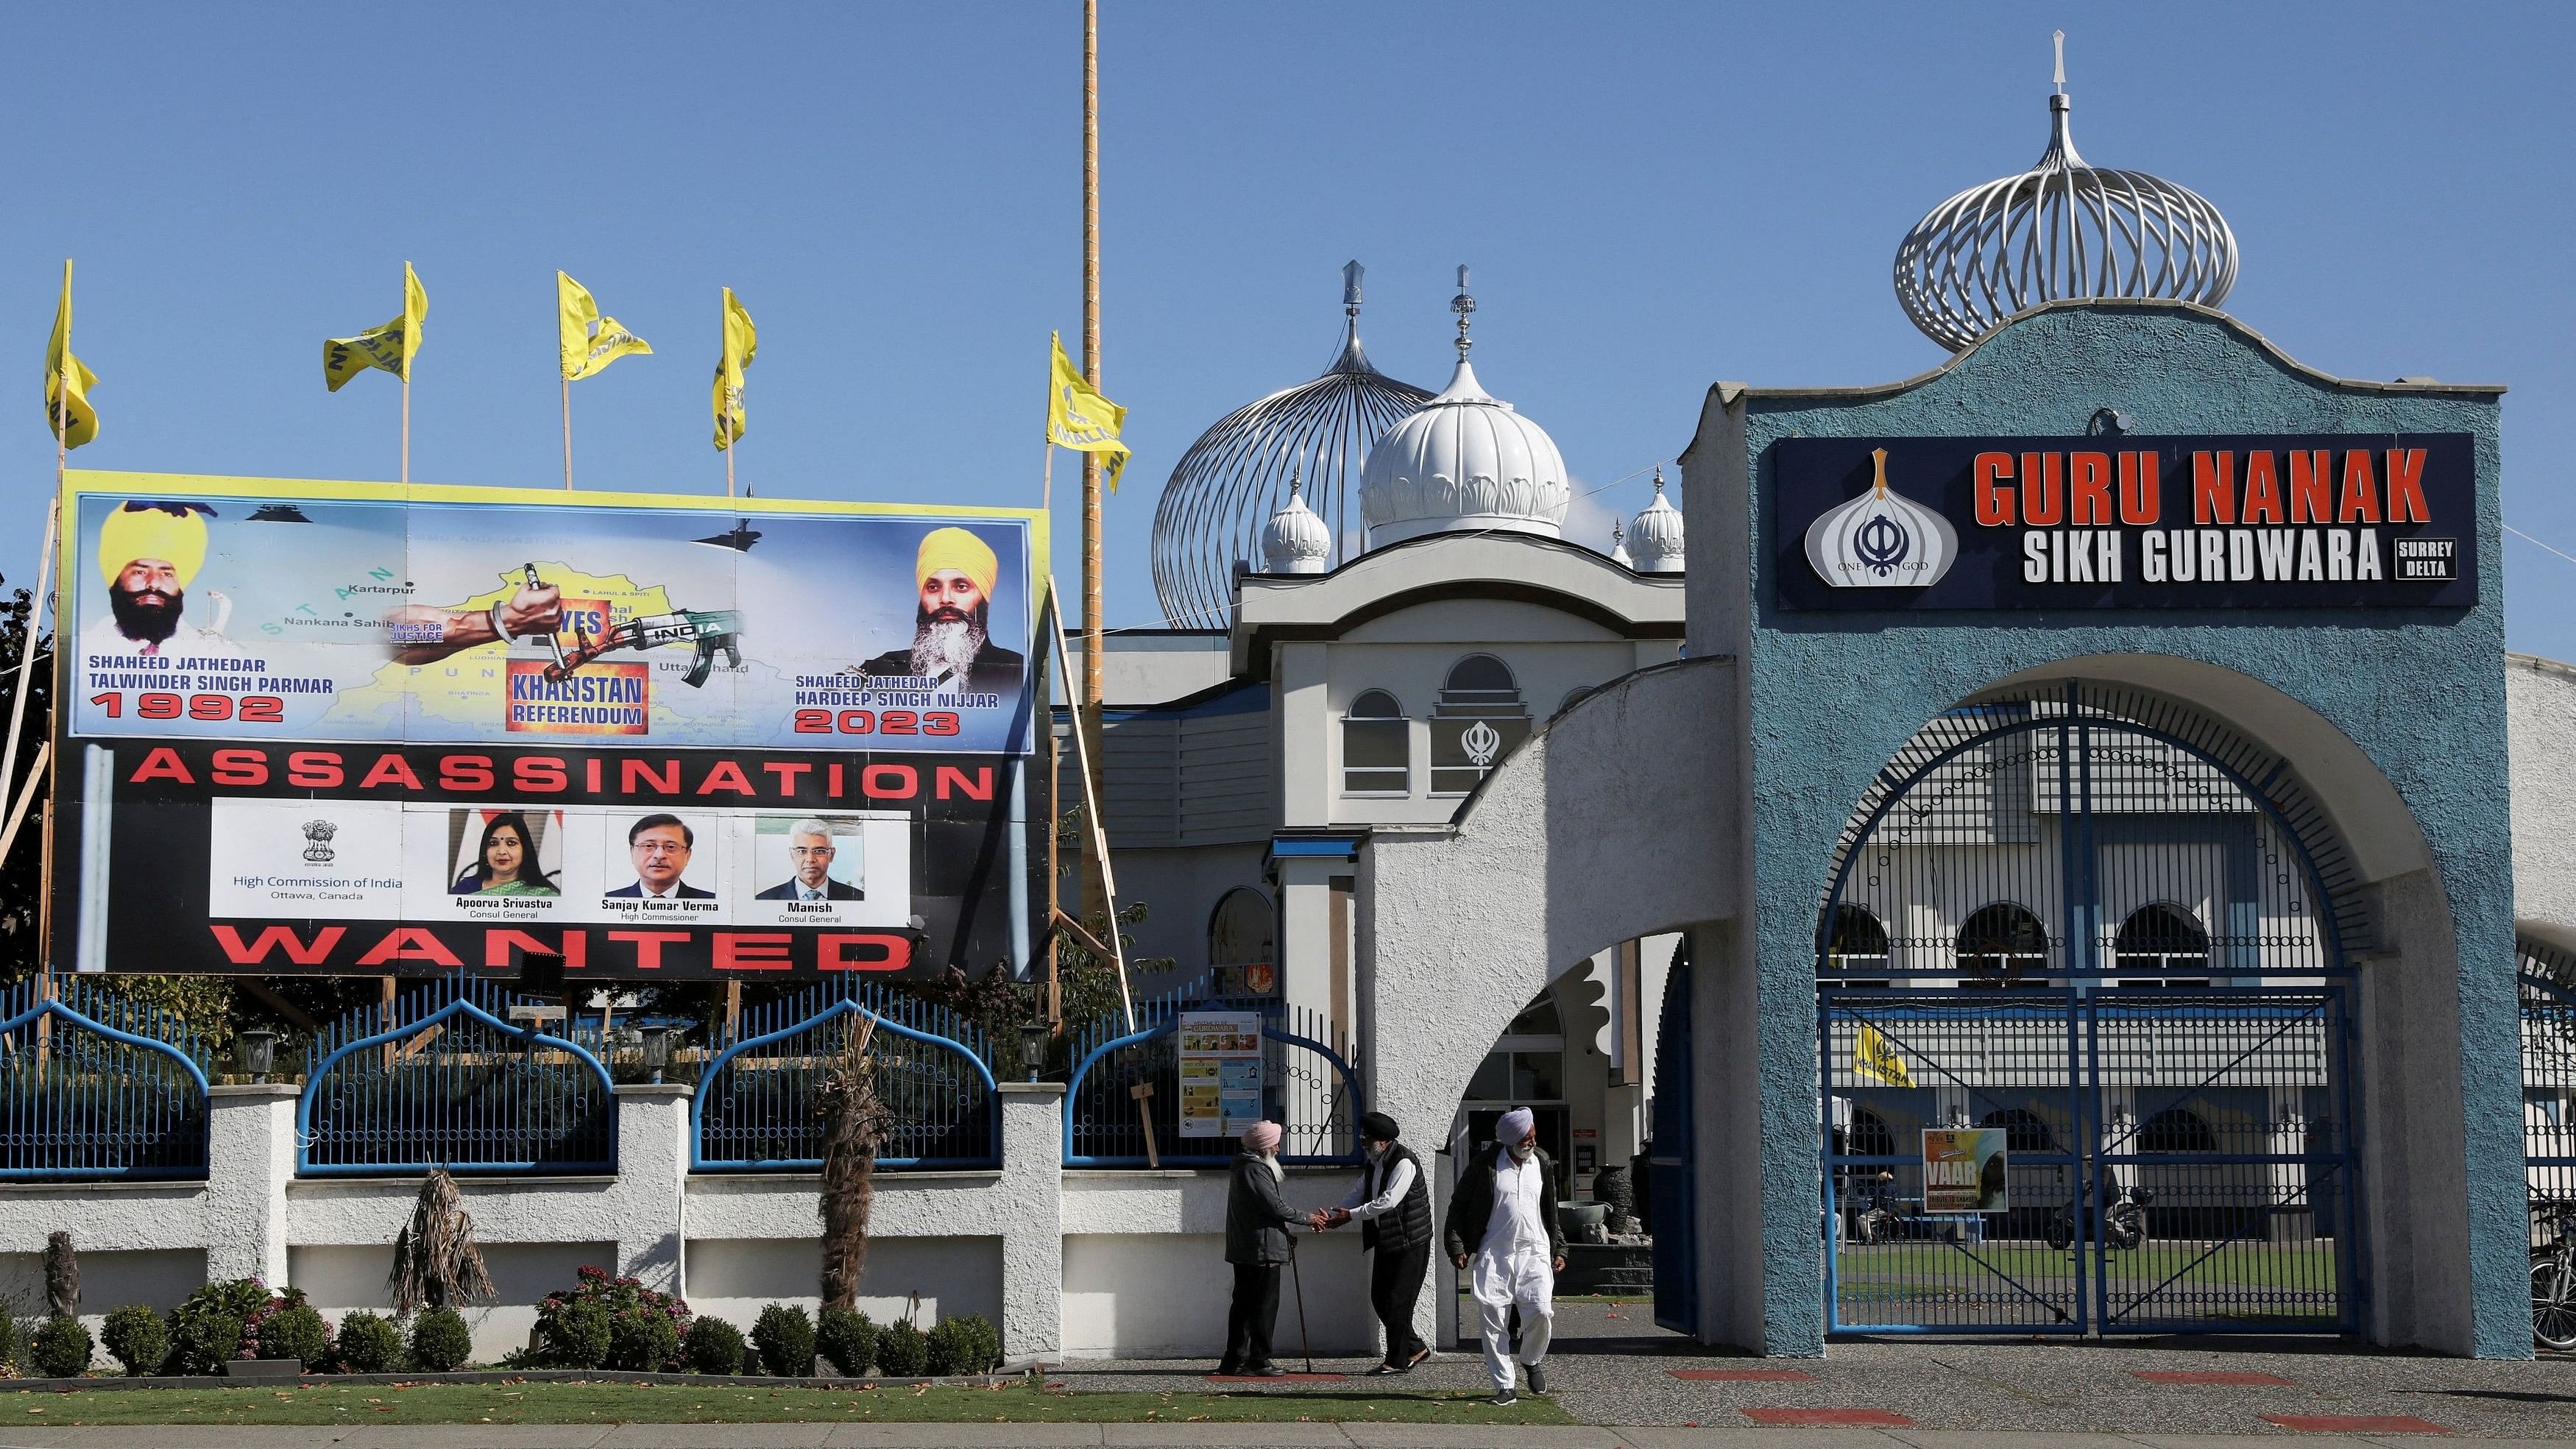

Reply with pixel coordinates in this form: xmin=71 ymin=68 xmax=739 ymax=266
xmin=1650 ymin=953 xmax=1696 ymax=1333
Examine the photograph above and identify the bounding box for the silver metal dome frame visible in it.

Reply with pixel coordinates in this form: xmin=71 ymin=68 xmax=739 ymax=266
xmin=1894 ymin=56 xmax=2237 ymax=352
xmin=1149 ymin=263 xmax=1431 ymax=629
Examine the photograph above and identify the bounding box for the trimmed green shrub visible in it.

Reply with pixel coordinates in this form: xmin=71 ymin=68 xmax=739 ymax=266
xmin=606 ymin=1307 xmax=680 ymax=1372
xmin=686 ymin=1317 xmax=746 ymax=1375
xmin=334 ymin=1311 xmax=403 ymax=1375
xmin=749 ymin=1303 xmax=815 ymax=1377
xmin=101 ymin=1305 xmax=169 ymax=1377
xmin=815 ymin=1306 xmax=875 ymax=1377
xmin=257 ymin=1304 xmax=329 ymax=1364
xmin=166 ymin=1310 xmax=243 ymax=1378
xmin=30 ymin=1315 xmax=93 ymax=1378
xmin=408 ymin=1307 xmax=473 ymax=1372
xmin=540 ymin=1299 xmax=611 ymax=1370
xmin=873 ymin=1317 xmax=927 ymax=1377
xmin=924 ymin=1313 xmax=1002 ymax=1377
xmin=165 ymin=1279 xmax=272 ymax=1374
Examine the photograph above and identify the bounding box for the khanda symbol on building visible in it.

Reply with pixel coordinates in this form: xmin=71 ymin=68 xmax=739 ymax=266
xmin=1461 ymin=718 xmax=1504 ymax=768
xmin=1805 ymin=447 xmax=1960 ymax=589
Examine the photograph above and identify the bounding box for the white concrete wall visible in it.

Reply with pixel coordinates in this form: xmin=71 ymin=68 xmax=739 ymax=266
xmin=2508 ymin=653 xmax=2576 ymax=952
xmin=0 ymin=1078 xmax=1372 ymax=1369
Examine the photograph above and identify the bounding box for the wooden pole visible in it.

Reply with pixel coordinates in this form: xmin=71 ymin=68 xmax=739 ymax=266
xmin=0 ymin=742 xmax=51 ymax=865
xmin=3 ymin=495 xmax=59 ymax=835
xmin=1078 ymin=0 xmax=1107 ymax=918
xmin=400 ymin=372 xmax=411 ymax=485
xmin=562 ymin=376 xmax=573 ymax=491
xmin=725 ymin=441 xmax=735 ymax=500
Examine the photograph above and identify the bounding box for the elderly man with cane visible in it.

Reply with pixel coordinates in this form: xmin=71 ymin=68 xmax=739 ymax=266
xmin=1444 ymin=1106 xmax=1565 ymax=1406
xmin=1220 ymin=1120 xmax=1306 ymax=1377
xmin=1310 ymin=1110 xmax=1434 ymax=1374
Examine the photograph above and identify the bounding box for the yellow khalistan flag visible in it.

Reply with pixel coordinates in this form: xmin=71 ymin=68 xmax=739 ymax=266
xmin=325 ymin=261 xmax=429 ymax=392
xmin=44 ymin=260 xmax=98 ymax=450
xmin=710 ymin=287 xmax=755 ymax=451
xmin=558 ymin=271 xmax=652 ymax=381
xmin=1046 ymin=330 xmax=1129 ymax=489
xmin=1853 ymin=1023 xmax=1915 ymax=1087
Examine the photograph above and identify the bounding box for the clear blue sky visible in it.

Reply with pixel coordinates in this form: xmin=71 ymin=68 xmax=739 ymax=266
xmin=7 ymin=4 xmax=2572 ymax=656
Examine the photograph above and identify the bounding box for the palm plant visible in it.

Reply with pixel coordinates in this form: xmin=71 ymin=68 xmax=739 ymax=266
xmin=816 ymin=1015 xmax=896 ymax=1310
xmin=387 ymin=1168 xmax=496 ymax=1314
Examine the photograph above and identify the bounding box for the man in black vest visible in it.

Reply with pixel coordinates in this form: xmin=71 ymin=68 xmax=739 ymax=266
xmin=1311 ymin=1110 xmax=1434 ymax=1374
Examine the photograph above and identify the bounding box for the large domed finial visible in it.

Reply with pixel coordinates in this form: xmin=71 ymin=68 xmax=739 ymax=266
xmin=1150 ymin=265 xmax=1433 ymax=626
xmin=1627 ymin=467 xmax=1685 ymax=575
xmin=1893 ymin=32 xmax=2239 ymax=352
xmin=1609 ymin=520 xmax=1632 ymax=569
xmin=1260 ymin=467 xmax=1333 ymax=575
xmin=1451 ymin=264 xmax=1476 ymax=361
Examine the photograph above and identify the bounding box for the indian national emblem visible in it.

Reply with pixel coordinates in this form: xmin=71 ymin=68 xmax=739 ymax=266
xmin=300 ymin=818 xmax=340 ymax=865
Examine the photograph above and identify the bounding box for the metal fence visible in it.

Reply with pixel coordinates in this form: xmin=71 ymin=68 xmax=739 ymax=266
xmin=298 ymin=975 xmax=616 ymax=1176
xmin=2526 ymin=940 xmax=2576 ymax=1233
xmin=693 ymin=980 xmax=999 ymax=1171
xmin=1064 ymin=988 xmax=1361 ymax=1167
xmin=0 ymin=976 xmax=210 ymax=1181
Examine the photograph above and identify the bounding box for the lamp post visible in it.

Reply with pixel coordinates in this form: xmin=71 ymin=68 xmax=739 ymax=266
xmin=1019 ymin=1022 xmax=1049 ymax=1084
xmin=640 ymin=1025 xmax=673 ymax=1085
xmin=236 ymin=1029 xmax=277 ymax=1085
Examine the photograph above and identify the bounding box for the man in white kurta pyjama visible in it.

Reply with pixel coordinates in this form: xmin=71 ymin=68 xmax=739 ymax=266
xmin=1442 ymin=1106 xmax=1566 ymax=1405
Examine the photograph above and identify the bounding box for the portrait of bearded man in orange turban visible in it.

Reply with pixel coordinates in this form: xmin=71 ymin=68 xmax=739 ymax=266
xmin=860 ymin=526 xmax=1024 ymax=693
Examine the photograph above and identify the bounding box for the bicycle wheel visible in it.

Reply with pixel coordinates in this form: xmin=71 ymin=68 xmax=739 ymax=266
xmin=2536 ymin=1257 xmax=2576 ymax=1353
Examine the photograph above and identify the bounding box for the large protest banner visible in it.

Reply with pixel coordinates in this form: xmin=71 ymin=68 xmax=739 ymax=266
xmin=49 ymin=472 xmax=1047 ymax=981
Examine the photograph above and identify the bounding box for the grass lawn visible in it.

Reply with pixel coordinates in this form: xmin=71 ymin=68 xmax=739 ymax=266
xmin=0 ymin=1381 xmax=1577 ymax=1427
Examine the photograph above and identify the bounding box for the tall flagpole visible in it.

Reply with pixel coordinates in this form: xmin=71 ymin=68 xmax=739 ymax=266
xmin=400 ymin=372 xmax=411 ymax=485
xmin=1078 ymin=0 xmax=1105 ymax=915
xmin=726 ymin=438 xmax=736 ymax=499
xmin=562 ymin=376 xmax=574 ymax=490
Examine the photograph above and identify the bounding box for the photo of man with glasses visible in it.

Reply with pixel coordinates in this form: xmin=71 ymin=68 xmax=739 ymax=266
xmin=754 ymin=818 xmax=864 ymax=901
xmin=606 ymin=813 xmax=715 ymax=899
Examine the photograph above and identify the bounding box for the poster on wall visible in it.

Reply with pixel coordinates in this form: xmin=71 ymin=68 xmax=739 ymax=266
xmin=1177 ymin=1010 xmax=1264 ymax=1138
xmin=51 ymin=472 xmax=1049 ymax=980
xmin=1774 ymin=433 xmax=2477 ymax=611
xmin=1921 ymin=1127 xmax=2009 ymax=1214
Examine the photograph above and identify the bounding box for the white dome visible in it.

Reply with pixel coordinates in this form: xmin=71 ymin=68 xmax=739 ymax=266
xmin=1358 ymin=267 xmax=1570 ymax=550
xmin=1260 ymin=475 xmax=1332 ymax=574
xmin=1609 ymin=521 xmax=1632 ymax=569
xmin=1628 ymin=468 xmax=1683 ymax=574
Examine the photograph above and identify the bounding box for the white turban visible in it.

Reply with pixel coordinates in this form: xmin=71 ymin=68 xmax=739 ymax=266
xmin=1496 ymin=1107 xmax=1535 ymax=1145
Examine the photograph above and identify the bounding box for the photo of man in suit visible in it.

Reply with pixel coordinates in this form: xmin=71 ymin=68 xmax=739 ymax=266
xmin=754 ymin=818 xmax=864 ymax=901
xmin=605 ymin=814 xmax=715 ymax=899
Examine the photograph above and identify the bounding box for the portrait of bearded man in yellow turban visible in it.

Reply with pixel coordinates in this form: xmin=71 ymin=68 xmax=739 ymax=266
xmin=859 ymin=526 xmax=1024 ymax=693
xmin=84 ymin=500 xmax=232 ymax=657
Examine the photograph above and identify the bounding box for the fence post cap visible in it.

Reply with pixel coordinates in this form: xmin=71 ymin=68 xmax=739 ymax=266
xmin=998 ymin=1081 xmax=1069 ymax=1099
xmin=612 ymin=1083 xmax=696 ymax=1102
xmin=208 ymin=1083 xmax=302 ymax=1099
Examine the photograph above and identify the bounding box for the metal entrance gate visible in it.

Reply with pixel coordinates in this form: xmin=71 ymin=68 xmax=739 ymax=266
xmin=1816 ymin=685 xmax=2363 ymax=1336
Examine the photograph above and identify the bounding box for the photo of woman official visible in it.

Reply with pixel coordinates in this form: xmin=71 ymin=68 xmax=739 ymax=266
xmin=449 ymin=810 xmax=561 ymax=896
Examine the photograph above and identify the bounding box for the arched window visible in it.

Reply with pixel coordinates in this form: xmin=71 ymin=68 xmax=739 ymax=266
xmin=1431 ymin=654 xmax=1530 ymax=794
xmin=1956 ymin=904 xmax=2049 ymax=988
xmin=1827 ymin=905 xmax=1891 ymax=983
xmin=2115 ymin=904 xmax=2211 ymax=988
xmin=2139 ymin=1106 xmax=2218 ymax=1154
xmin=1978 ymin=1107 xmax=2062 ymax=1155
xmin=1208 ymin=888 xmax=1273 ymax=971
xmin=1847 ymin=1107 xmax=1896 ymax=1158
xmin=1341 ymin=689 xmax=1409 ymax=795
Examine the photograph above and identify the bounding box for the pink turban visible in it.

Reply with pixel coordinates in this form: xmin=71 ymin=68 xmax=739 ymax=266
xmin=1242 ymin=1121 xmax=1282 ymax=1155
xmin=1496 ymin=1108 xmax=1535 ymax=1145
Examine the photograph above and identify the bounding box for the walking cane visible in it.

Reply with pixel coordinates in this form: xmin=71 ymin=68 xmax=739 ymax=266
xmin=1286 ymin=1235 xmax=1316 ymax=1374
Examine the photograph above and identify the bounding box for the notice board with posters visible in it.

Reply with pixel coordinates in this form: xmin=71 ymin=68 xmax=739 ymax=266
xmin=1921 ymin=1127 xmax=2009 ymax=1214
xmin=1774 ymin=434 xmax=2476 ymax=611
xmin=50 ymin=472 xmax=1047 ymax=981
xmin=1177 ymin=1010 xmax=1264 ymax=1138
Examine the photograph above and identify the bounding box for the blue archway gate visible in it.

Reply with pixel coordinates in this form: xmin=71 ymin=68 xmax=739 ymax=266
xmin=1817 ymin=683 xmax=2362 ymax=1336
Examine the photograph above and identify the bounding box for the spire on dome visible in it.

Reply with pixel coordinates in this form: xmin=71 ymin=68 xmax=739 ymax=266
xmin=1359 ymin=270 xmax=1571 ymax=549
xmin=1609 ymin=520 xmax=1632 ymax=569
xmin=1627 ymin=467 xmax=1684 ymax=575
xmin=1894 ymin=32 xmax=2238 ymax=351
xmin=1451 ymin=265 xmax=1476 ymax=361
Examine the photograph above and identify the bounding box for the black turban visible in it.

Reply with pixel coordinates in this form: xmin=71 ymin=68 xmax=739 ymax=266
xmin=1359 ymin=1111 xmax=1400 ymax=1142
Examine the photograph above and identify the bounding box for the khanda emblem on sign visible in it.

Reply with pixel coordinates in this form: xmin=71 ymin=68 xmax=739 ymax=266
xmin=1805 ymin=447 xmax=1959 ymax=589
xmin=1461 ymin=719 xmax=1504 ymax=768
